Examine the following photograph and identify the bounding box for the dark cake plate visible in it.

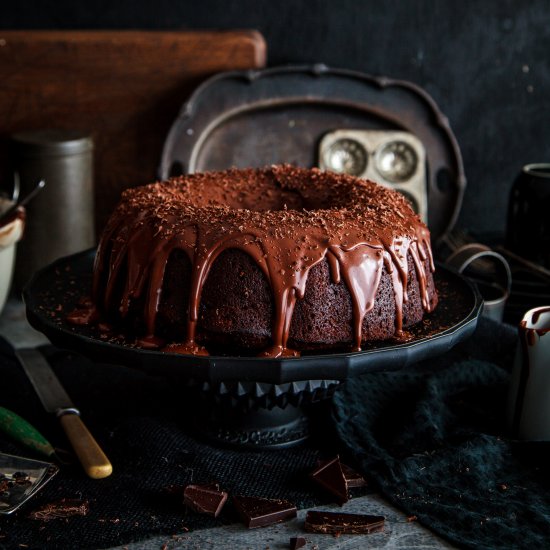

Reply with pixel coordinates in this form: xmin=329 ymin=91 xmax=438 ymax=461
xmin=24 ymin=249 xmax=482 ymax=449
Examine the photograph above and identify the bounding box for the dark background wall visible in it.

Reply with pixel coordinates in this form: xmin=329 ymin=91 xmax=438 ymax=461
xmin=3 ymin=0 xmax=549 ymax=237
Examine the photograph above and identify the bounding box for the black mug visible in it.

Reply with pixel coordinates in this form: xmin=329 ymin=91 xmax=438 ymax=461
xmin=507 ymin=163 xmax=550 ymax=268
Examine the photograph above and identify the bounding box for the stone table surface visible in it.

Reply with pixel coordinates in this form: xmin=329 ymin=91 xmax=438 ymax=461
xmin=0 ymin=297 xmax=455 ymax=550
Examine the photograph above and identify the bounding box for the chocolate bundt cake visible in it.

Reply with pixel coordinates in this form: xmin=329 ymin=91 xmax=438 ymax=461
xmin=89 ymin=165 xmax=438 ymax=357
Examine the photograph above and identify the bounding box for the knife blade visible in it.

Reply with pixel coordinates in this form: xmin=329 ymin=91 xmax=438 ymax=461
xmin=14 ymin=348 xmax=112 ymax=479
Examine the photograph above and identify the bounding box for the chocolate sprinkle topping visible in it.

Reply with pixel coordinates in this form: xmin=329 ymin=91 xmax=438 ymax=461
xmin=28 ymin=499 xmax=90 ymax=521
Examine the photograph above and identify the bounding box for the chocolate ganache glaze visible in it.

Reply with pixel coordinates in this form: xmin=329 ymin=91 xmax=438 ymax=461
xmin=89 ymin=165 xmax=437 ymax=358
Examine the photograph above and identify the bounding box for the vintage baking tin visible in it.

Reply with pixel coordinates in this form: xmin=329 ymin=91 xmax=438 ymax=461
xmin=160 ymin=65 xmax=466 ymax=243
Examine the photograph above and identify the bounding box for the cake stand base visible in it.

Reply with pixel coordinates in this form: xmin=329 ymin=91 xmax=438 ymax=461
xmin=192 ymin=401 xmax=310 ymax=450
xmin=184 ymin=378 xmax=339 ymax=450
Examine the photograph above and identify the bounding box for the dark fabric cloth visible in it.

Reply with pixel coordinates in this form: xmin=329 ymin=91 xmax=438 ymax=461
xmin=0 ymin=337 xmax=348 ymax=550
xmin=333 ymin=317 xmax=550 ymax=549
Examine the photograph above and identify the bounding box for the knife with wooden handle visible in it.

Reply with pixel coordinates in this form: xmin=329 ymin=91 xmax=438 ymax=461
xmin=14 ymin=348 xmax=112 ymax=479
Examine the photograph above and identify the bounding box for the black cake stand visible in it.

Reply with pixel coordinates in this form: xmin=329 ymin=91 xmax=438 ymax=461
xmin=24 ymin=250 xmax=482 ymax=449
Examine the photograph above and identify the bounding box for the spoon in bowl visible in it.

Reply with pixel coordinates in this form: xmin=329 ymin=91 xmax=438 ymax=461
xmin=0 ymin=180 xmax=45 ymax=227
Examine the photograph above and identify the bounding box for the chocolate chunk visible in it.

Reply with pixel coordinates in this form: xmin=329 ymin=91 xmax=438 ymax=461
xmin=305 ymin=510 xmax=385 ymax=534
xmin=13 ymin=472 xmax=30 ymax=482
xmin=29 ymin=499 xmax=90 ymax=521
xmin=0 ymin=479 xmax=11 ymax=493
xmin=183 ymin=484 xmax=228 ymax=517
xmin=289 ymin=536 xmax=306 ymax=549
xmin=310 ymin=456 xmax=348 ymax=504
xmin=340 ymin=463 xmax=367 ymax=489
xmin=233 ymin=495 xmax=297 ymax=528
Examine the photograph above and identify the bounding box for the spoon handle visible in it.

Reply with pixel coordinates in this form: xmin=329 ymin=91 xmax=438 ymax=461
xmin=0 ymin=179 xmax=45 ymax=226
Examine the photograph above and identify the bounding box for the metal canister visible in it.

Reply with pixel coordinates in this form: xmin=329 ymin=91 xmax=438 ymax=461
xmin=11 ymin=129 xmax=95 ymax=289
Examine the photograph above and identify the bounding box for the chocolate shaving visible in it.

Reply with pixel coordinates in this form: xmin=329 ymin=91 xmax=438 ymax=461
xmin=233 ymin=495 xmax=297 ymax=528
xmin=305 ymin=510 xmax=385 ymax=534
xmin=183 ymin=484 xmax=228 ymax=518
xmin=29 ymin=499 xmax=90 ymax=521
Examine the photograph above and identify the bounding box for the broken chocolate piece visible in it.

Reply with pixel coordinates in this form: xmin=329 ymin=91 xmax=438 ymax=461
xmin=310 ymin=456 xmax=348 ymax=504
xmin=233 ymin=495 xmax=297 ymax=528
xmin=305 ymin=510 xmax=385 ymax=534
xmin=28 ymin=499 xmax=90 ymax=521
xmin=183 ymin=484 xmax=228 ymax=518
xmin=340 ymin=463 xmax=367 ymax=489
xmin=0 ymin=478 xmax=10 ymax=493
xmin=12 ymin=472 xmax=30 ymax=483
xmin=289 ymin=536 xmax=306 ymax=549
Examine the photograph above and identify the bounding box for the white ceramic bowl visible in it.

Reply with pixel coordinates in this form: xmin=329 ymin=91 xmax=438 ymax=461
xmin=0 ymin=199 xmax=25 ymax=314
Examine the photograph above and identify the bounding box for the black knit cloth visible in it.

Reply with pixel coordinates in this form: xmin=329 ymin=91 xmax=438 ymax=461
xmin=333 ymin=317 xmax=550 ymax=549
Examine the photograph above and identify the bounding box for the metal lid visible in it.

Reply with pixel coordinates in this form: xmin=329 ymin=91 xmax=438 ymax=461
xmin=11 ymin=129 xmax=93 ymax=157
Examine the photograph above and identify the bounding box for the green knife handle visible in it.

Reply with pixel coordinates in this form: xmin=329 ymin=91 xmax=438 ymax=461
xmin=0 ymin=406 xmax=56 ymax=458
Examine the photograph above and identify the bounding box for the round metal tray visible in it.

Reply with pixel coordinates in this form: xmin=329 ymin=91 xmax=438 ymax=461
xmin=24 ymin=249 xmax=482 ymax=385
xmin=159 ymin=65 xmax=466 ymax=243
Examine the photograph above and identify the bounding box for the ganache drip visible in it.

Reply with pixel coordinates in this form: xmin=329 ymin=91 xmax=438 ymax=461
xmin=90 ymin=165 xmax=436 ymax=358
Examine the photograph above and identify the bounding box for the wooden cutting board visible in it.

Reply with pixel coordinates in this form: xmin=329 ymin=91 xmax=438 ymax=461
xmin=0 ymin=30 xmax=266 ymax=230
